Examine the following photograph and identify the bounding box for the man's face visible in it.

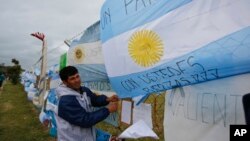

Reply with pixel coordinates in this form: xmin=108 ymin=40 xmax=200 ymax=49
xmin=64 ymin=73 xmax=81 ymax=90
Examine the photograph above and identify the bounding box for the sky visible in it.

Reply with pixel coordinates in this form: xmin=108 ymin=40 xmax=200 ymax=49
xmin=0 ymin=0 xmax=104 ymax=70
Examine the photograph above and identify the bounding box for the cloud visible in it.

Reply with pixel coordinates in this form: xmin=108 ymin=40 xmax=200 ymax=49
xmin=0 ymin=0 xmax=104 ymax=69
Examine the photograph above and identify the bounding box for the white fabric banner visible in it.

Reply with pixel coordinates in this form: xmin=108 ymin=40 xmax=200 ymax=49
xmin=164 ymin=73 xmax=250 ymax=141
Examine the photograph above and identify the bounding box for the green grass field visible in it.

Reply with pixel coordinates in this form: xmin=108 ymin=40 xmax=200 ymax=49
xmin=0 ymin=81 xmax=55 ymax=141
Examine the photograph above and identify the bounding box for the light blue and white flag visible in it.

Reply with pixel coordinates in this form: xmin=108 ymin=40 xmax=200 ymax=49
xmin=101 ymin=0 xmax=250 ymax=98
xmin=47 ymin=64 xmax=59 ymax=78
xmin=68 ymin=21 xmax=112 ymax=92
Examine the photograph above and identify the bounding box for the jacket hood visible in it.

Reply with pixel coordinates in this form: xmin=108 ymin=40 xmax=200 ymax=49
xmin=56 ymin=84 xmax=80 ymax=98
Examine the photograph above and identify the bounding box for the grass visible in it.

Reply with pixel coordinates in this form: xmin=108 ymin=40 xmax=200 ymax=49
xmin=0 ymin=81 xmax=55 ymax=141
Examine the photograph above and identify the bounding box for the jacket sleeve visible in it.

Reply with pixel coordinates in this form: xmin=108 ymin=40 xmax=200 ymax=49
xmin=58 ymin=95 xmax=110 ymax=128
xmin=83 ymin=87 xmax=109 ymax=107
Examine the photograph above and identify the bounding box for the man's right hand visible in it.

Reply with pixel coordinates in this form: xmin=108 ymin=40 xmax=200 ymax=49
xmin=107 ymin=102 xmax=118 ymax=113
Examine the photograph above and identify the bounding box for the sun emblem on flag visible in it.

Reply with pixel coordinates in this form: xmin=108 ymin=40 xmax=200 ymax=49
xmin=73 ymin=47 xmax=85 ymax=63
xmin=128 ymin=30 xmax=164 ymax=67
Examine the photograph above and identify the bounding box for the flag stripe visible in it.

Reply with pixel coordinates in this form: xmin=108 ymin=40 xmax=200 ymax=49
xmin=74 ymin=64 xmax=109 ymax=82
xmin=101 ymin=0 xmax=191 ymax=42
xmin=68 ymin=41 xmax=104 ymax=65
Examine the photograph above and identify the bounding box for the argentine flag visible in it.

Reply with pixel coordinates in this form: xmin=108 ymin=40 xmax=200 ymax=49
xmin=101 ymin=0 xmax=250 ymax=98
xmin=68 ymin=21 xmax=112 ymax=92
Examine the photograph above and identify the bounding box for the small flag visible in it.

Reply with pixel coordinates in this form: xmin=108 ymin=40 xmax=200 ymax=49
xmin=31 ymin=32 xmax=45 ymax=41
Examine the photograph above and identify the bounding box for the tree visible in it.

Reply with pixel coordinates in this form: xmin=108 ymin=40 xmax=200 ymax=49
xmin=8 ymin=58 xmax=22 ymax=85
xmin=11 ymin=58 xmax=19 ymax=65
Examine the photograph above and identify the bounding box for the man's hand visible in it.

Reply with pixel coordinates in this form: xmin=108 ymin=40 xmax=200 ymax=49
xmin=107 ymin=102 xmax=118 ymax=113
xmin=107 ymin=95 xmax=119 ymax=102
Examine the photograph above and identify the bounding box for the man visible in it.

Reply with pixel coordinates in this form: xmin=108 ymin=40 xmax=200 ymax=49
xmin=0 ymin=73 xmax=5 ymax=91
xmin=56 ymin=66 xmax=119 ymax=141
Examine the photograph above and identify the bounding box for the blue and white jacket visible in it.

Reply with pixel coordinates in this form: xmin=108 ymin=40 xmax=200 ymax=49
xmin=55 ymin=84 xmax=110 ymax=141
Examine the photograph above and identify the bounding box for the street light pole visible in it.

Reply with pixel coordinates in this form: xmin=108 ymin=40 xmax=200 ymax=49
xmin=31 ymin=32 xmax=47 ymax=108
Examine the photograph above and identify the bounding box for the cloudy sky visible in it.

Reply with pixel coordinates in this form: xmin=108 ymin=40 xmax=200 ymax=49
xmin=0 ymin=0 xmax=104 ymax=70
